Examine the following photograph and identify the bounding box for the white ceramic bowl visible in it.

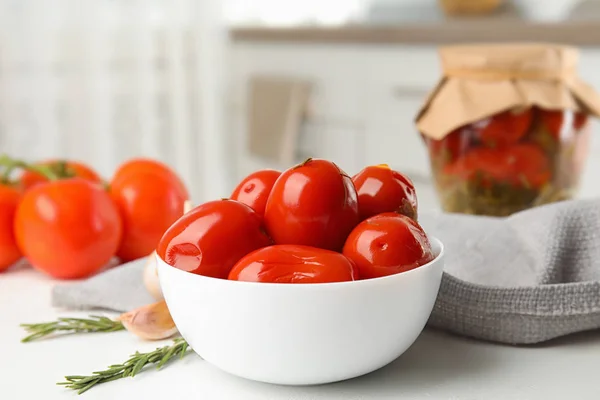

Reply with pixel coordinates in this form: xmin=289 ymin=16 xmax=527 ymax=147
xmin=157 ymin=237 xmax=444 ymax=385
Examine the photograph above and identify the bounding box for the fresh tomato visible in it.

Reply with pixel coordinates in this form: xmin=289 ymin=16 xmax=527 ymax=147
xmin=0 ymin=184 xmax=22 ymax=272
xmin=444 ymin=144 xmax=551 ymax=189
xmin=20 ymin=160 xmax=103 ymax=191
xmin=228 ymin=244 xmax=358 ymax=283
xmin=342 ymin=213 xmax=434 ymax=279
xmin=110 ymin=158 xmax=189 ymax=262
xmin=157 ymin=199 xmax=272 ymax=279
xmin=230 ymin=169 xmax=281 ymax=216
xmin=538 ymin=108 xmax=589 ymax=140
xmin=264 ymin=158 xmax=359 ymax=251
xmin=352 ymin=164 xmax=418 ymax=221
xmin=476 ymin=108 xmax=532 ymax=147
xmin=14 ymin=178 xmax=122 ymax=279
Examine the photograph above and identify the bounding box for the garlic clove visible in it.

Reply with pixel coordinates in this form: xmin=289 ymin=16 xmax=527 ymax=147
xmin=117 ymin=300 xmax=178 ymax=340
xmin=143 ymin=251 xmax=163 ymax=301
xmin=183 ymin=200 xmax=193 ymax=214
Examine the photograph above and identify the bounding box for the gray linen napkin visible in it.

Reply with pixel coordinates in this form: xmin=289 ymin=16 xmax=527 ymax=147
xmin=52 ymin=198 xmax=600 ymax=345
xmin=52 ymin=258 xmax=155 ymax=312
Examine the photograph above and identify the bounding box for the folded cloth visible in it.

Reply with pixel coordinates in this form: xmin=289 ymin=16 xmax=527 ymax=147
xmin=52 ymin=258 xmax=155 ymax=313
xmin=52 ymin=198 xmax=600 ymax=344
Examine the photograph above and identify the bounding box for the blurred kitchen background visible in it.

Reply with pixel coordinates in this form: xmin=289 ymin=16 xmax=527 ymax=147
xmin=1 ymin=0 xmax=600 ymax=208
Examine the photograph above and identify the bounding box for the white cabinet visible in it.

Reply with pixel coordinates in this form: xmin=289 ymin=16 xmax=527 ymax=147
xmin=228 ymin=43 xmax=368 ymax=183
xmin=298 ymin=121 xmax=365 ymax=175
xmin=228 ymin=42 xmax=439 ymax=184
xmin=362 ymin=46 xmax=440 ymax=180
xmin=228 ymin=41 xmax=600 ymax=201
xmin=229 ymin=43 xmax=365 ymax=122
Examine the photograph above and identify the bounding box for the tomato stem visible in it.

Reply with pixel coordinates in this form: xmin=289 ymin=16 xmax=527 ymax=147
xmin=301 ymin=157 xmax=313 ymax=166
xmin=0 ymin=154 xmax=60 ymax=181
xmin=0 ymin=154 xmax=20 ymax=184
xmin=55 ymin=160 xmax=71 ymax=178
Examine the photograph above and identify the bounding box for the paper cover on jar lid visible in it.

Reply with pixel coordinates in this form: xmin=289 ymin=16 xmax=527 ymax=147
xmin=415 ymin=43 xmax=600 ymax=140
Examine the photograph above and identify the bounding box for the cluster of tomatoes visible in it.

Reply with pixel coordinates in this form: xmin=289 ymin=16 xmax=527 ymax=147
xmin=428 ymin=107 xmax=588 ymax=189
xmin=0 ymin=157 xmax=188 ymax=279
xmin=157 ymin=159 xmax=435 ymax=284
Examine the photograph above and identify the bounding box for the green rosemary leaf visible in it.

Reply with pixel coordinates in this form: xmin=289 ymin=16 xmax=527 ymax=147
xmin=130 ymin=355 xmax=150 ymax=377
xmin=20 ymin=316 xmax=124 ymax=342
xmin=63 ymin=375 xmax=87 ymax=381
xmin=77 ymin=380 xmax=100 ymax=395
xmin=59 ymin=339 xmax=192 ymax=394
xmin=157 ymin=344 xmax=178 ymax=369
xmin=179 ymin=340 xmax=189 ymax=358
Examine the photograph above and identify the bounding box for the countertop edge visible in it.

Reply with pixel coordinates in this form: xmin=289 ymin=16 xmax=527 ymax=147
xmin=229 ymin=22 xmax=600 ymax=46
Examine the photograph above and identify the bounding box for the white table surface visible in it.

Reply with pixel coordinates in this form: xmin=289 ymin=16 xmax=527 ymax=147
xmin=2 ymin=264 xmax=600 ymax=400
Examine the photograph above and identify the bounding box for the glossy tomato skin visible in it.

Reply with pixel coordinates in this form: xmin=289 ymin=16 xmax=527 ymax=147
xmin=425 ymin=128 xmax=470 ymax=164
xmin=228 ymin=244 xmax=358 ymax=283
xmin=443 ymin=144 xmax=551 ymax=189
xmin=477 ymin=108 xmax=532 ymax=147
xmin=342 ymin=212 xmax=434 ymax=280
xmin=538 ymin=108 xmax=589 ymax=140
xmin=230 ymin=169 xmax=281 ymax=216
xmin=14 ymin=178 xmax=122 ymax=279
xmin=0 ymin=185 xmax=22 ymax=272
xmin=20 ymin=160 xmax=102 ymax=191
xmin=264 ymin=158 xmax=359 ymax=251
xmin=157 ymin=199 xmax=272 ymax=279
xmin=352 ymin=164 xmax=418 ymax=221
xmin=110 ymin=158 xmax=189 ymax=262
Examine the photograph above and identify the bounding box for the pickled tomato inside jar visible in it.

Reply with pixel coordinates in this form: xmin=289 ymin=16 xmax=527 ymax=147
xmin=474 ymin=108 xmax=533 ymax=148
xmin=424 ymin=106 xmax=591 ymax=216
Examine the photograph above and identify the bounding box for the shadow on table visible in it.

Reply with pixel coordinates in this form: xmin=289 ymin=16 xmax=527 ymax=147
xmin=324 ymin=328 xmax=498 ymax=391
xmin=197 ymin=328 xmax=499 ymax=399
xmin=202 ymin=327 xmax=600 ymax=399
xmin=214 ymin=328 xmax=501 ymax=399
xmin=320 ymin=328 xmax=600 ymax=395
xmin=518 ymin=329 xmax=600 ymax=348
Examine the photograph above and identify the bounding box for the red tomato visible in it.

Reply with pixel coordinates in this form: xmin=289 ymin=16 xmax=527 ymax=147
xmin=425 ymin=128 xmax=469 ymax=164
xmin=0 ymin=184 xmax=22 ymax=272
xmin=538 ymin=109 xmax=565 ymax=140
xmin=14 ymin=178 xmax=122 ymax=279
xmin=538 ymin=108 xmax=589 ymax=139
xmin=575 ymin=112 xmax=588 ymax=131
xmin=264 ymin=158 xmax=359 ymax=251
xmin=444 ymin=144 xmax=551 ymax=189
xmin=477 ymin=108 xmax=532 ymax=147
xmin=110 ymin=158 xmax=189 ymax=262
xmin=20 ymin=160 xmax=103 ymax=191
xmin=352 ymin=164 xmax=417 ymax=221
xmin=157 ymin=199 xmax=272 ymax=278
xmin=228 ymin=244 xmax=358 ymax=284
xmin=230 ymin=169 xmax=281 ymax=216
xmin=342 ymin=213 xmax=434 ymax=279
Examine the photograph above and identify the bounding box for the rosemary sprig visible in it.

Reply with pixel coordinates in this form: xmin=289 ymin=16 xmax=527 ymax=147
xmin=58 ymin=338 xmax=191 ymax=395
xmin=20 ymin=316 xmax=125 ymax=343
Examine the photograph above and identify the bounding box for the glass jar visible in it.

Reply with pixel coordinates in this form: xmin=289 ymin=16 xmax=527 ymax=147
xmin=415 ymin=44 xmax=600 ymax=217
xmin=425 ymin=107 xmax=590 ymax=216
